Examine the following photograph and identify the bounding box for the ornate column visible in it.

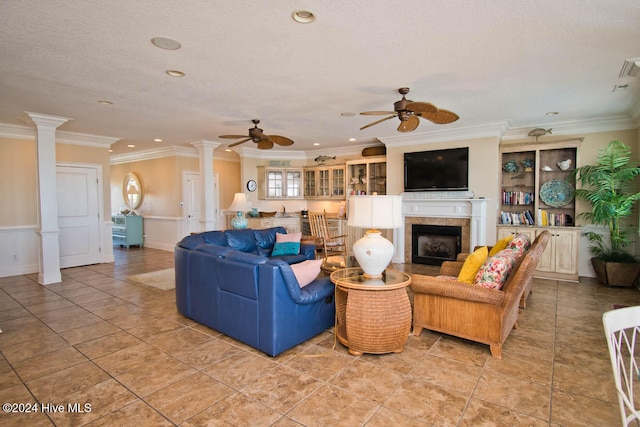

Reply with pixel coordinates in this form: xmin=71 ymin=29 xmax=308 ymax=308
xmin=22 ymin=112 xmax=71 ymax=285
xmin=191 ymin=140 xmax=221 ymax=231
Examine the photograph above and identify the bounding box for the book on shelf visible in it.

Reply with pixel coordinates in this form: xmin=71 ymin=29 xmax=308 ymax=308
xmin=501 ymin=190 xmax=534 ymax=205
xmin=500 ymin=210 xmax=534 ymax=225
xmin=536 ymin=209 xmax=574 ymax=227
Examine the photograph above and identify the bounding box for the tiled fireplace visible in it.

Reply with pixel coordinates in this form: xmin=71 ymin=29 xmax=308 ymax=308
xmin=392 ymin=195 xmax=488 ymax=264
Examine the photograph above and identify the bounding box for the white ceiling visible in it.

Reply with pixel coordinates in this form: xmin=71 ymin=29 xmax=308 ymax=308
xmin=1 ymin=1 xmax=639 ymax=156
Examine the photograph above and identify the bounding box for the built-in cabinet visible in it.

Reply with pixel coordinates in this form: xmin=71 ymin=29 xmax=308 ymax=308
xmin=112 ymin=214 xmax=144 ymax=248
xmin=498 ymin=139 xmax=582 ymax=282
xmin=498 ymin=226 xmax=579 ymax=282
xmin=346 ymin=157 xmax=386 ymax=196
xmin=246 ymin=217 xmax=301 ymax=234
xmin=303 ymin=165 xmax=345 ymax=199
xmin=257 ymin=166 xmax=303 ymax=199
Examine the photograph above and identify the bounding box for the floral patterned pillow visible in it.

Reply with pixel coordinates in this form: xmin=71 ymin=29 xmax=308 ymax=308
xmin=506 ymin=233 xmax=531 ymax=257
xmin=473 ymin=249 xmax=518 ymax=290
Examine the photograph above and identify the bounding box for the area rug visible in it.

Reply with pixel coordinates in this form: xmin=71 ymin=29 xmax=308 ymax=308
xmin=128 ymin=268 xmax=175 ymax=290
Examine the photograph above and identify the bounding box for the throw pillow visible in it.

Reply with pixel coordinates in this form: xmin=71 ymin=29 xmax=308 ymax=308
xmin=290 ymin=259 xmax=322 ymax=287
xmin=271 ymin=241 xmax=301 ymax=256
xmin=474 ymin=249 xmax=518 ymax=290
xmin=506 ymin=233 xmax=531 ymax=257
xmin=276 ymin=232 xmax=302 ymax=243
xmin=489 ymin=235 xmax=514 ymax=256
xmin=457 ymin=246 xmax=489 ymax=284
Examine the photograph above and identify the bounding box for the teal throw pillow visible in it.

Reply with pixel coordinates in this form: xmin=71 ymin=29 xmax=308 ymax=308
xmin=271 ymin=242 xmax=300 ymax=256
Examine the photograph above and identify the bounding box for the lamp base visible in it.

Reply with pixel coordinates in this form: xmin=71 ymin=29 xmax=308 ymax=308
xmin=352 ymin=230 xmax=394 ymax=279
xmin=231 ymin=211 xmax=248 ymax=229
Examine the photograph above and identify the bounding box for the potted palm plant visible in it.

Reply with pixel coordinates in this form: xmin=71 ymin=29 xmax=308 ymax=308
xmin=571 ymin=139 xmax=640 ymax=287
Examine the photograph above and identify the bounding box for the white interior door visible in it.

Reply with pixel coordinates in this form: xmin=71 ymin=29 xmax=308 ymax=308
xmin=184 ymin=172 xmax=201 ymax=235
xmin=57 ymin=165 xmax=101 ymax=268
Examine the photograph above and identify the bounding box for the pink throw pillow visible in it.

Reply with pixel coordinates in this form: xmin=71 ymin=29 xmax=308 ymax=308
xmin=290 ymin=259 xmax=322 ymax=288
xmin=276 ymin=232 xmax=302 ymax=243
xmin=474 ymin=249 xmax=518 ymax=290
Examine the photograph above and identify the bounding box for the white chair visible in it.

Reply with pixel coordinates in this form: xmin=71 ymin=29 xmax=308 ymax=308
xmin=603 ymin=305 xmax=640 ymax=426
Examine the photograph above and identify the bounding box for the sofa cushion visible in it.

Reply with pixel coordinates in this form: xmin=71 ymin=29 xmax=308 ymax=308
xmin=177 ymin=234 xmax=207 ymax=250
xmin=225 ymin=229 xmax=258 ymax=254
xmin=474 ymin=249 xmax=518 ymax=290
xmin=457 ymin=246 xmax=488 ymax=284
xmin=276 ymin=232 xmax=302 ymax=243
xmin=202 ymin=231 xmax=227 ymax=246
xmin=253 ymin=227 xmax=286 ymax=256
xmin=290 ymin=259 xmax=322 ymax=287
xmin=506 ymin=233 xmax=531 ymax=257
xmin=194 ymin=244 xmax=232 ymax=257
xmin=489 ymin=235 xmax=513 ymax=256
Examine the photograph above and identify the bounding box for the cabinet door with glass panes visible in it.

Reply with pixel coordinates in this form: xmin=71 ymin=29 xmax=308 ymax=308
xmin=257 ymin=166 xmax=303 ymax=199
xmin=346 ymin=157 xmax=386 ymax=196
xmin=303 ymin=165 xmax=345 ymax=199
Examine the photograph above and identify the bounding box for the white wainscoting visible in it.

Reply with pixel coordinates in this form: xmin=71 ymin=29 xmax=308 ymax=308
xmin=0 ymin=226 xmax=40 ymax=277
xmin=139 ymin=216 xmax=184 ymax=252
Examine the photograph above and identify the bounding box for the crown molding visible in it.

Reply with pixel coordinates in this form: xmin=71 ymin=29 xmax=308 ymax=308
xmin=0 ymin=122 xmax=118 ymax=147
xmin=501 ymin=114 xmax=639 ymax=141
xmin=380 ymin=122 xmax=509 ymax=147
xmin=110 ymin=145 xmax=198 ymax=165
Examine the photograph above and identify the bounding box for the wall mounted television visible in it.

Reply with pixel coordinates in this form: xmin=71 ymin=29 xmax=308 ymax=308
xmin=404 ymin=147 xmax=469 ymax=191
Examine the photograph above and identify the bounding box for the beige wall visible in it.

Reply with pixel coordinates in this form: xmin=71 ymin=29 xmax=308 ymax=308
xmin=0 ymin=137 xmax=37 ymax=226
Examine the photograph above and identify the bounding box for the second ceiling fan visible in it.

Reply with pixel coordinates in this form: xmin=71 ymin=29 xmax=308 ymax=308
xmin=219 ymin=119 xmax=294 ymax=150
xmin=360 ymin=87 xmax=459 ymax=132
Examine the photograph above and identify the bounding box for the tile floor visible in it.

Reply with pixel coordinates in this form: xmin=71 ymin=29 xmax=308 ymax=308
xmin=1 ymin=246 xmax=639 ymax=426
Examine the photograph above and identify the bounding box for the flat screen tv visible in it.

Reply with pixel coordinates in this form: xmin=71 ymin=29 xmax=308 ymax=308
xmin=404 ymin=147 xmax=469 ymax=191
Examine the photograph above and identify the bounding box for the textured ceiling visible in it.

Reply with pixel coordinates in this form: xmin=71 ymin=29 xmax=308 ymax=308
xmin=1 ymin=1 xmax=639 ymax=156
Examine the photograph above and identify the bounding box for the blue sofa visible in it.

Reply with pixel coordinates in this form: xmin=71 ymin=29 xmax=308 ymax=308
xmin=175 ymin=227 xmax=336 ymax=356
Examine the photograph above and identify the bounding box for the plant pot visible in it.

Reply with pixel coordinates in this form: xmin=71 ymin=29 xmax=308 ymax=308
xmin=591 ymin=258 xmax=640 ymax=287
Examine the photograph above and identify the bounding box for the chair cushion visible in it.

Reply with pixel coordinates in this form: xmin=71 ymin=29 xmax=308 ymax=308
xmin=489 ymin=235 xmax=513 ymax=256
xmin=474 ymin=249 xmax=518 ymax=290
xmin=457 ymin=246 xmax=488 ymax=284
xmin=290 ymin=259 xmax=322 ymax=287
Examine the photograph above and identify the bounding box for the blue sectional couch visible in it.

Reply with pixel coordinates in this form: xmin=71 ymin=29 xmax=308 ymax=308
xmin=175 ymin=227 xmax=336 ymax=356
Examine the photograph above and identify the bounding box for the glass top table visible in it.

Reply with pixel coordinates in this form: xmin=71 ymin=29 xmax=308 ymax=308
xmin=329 ymin=267 xmax=410 ymax=290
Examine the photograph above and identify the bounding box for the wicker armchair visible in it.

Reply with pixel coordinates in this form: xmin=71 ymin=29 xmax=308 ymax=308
xmin=410 ymin=231 xmax=550 ymax=358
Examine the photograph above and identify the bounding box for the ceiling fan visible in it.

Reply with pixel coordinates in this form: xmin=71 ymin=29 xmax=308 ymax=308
xmin=360 ymin=87 xmax=459 ymax=132
xmin=219 ymin=119 xmax=294 ymax=150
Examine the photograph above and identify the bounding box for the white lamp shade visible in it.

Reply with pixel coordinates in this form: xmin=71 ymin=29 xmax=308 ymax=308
xmin=227 ymin=193 xmax=251 ymax=212
xmin=347 ymin=195 xmax=403 ymax=229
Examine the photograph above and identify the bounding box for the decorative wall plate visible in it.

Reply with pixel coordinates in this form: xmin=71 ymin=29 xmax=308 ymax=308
xmin=539 ymin=179 xmax=574 ymax=207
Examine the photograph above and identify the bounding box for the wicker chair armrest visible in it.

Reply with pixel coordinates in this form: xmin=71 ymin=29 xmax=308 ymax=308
xmin=440 ymin=261 xmax=464 ymax=277
xmin=410 ymin=274 xmax=505 ymax=306
xmin=456 ymin=253 xmax=469 ymax=262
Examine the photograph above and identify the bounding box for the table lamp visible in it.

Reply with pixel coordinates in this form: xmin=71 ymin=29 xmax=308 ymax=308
xmin=347 ymin=195 xmax=403 ymax=278
xmin=227 ymin=193 xmax=251 ymax=229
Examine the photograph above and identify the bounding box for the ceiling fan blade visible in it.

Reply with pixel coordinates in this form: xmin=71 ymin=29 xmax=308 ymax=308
xmin=228 ymin=138 xmax=251 ymax=147
xmin=269 ymin=135 xmax=294 ymax=146
xmin=360 ymin=115 xmax=396 ymax=130
xmin=257 ymin=139 xmax=274 ymax=150
xmin=406 ymin=101 xmax=438 ymax=114
xmin=421 ymin=109 xmax=460 ymax=124
xmin=397 ymin=115 xmax=420 ymax=132
xmin=360 ymin=111 xmax=396 ymax=116
xmin=219 ymin=134 xmax=249 ymax=139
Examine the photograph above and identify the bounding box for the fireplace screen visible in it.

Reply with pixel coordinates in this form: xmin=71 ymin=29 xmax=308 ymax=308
xmin=412 ymin=224 xmax=462 ymax=265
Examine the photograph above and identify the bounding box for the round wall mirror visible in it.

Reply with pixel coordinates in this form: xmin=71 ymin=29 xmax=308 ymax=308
xmin=122 ymin=172 xmax=142 ymax=210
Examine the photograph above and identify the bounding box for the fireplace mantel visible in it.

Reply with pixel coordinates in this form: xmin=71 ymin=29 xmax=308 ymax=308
xmin=393 ymin=197 xmax=488 ymax=263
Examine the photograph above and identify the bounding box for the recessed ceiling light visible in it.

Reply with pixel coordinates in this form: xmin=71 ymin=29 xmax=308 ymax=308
xmin=98 ymin=100 xmax=113 ymax=105
xmin=166 ymin=69 xmax=185 ymax=77
xmin=225 ymin=149 xmax=232 ymax=152
xmin=151 ymin=36 xmax=182 ymax=50
xmin=109 ymin=149 xmax=113 ymax=152
xmin=154 ymin=138 xmax=162 ymax=142
xmin=292 ymin=10 xmax=315 ymax=23
xmin=545 ymin=111 xmax=559 ymax=115
xmin=127 ymin=144 xmax=135 ymax=148
xmin=349 ymin=138 xmax=356 ymax=142
xmin=313 ymin=142 xmax=320 ymax=146
xmin=341 ymin=112 xmax=355 ymax=117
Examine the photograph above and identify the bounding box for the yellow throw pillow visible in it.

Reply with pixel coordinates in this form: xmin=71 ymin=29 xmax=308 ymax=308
xmin=457 ymin=246 xmax=489 ymax=284
xmin=489 ymin=235 xmax=514 ymax=257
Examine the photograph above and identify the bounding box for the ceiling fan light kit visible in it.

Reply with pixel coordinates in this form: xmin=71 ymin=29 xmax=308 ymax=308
xmin=360 ymin=87 xmax=459 ymax=132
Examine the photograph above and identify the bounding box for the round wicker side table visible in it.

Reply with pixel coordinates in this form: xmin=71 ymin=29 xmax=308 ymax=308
xmin=330 ymin=267 xmax=412 ymax=356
